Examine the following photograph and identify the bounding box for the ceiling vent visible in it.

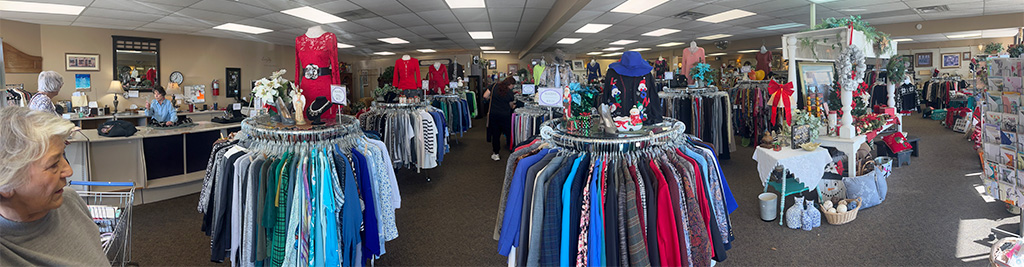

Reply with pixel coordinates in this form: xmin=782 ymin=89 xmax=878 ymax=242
xmin=914 ymin=5 xmax=949 ymax=14
xmin=672 ymin=11 xmax=707 ymax=20
xmin=336 ymin=8 xmax=377 ymax=20
xmin=365 ymin=41 xmax=387 ymax=46
xmin=427 ymin=37 xmax=450 ymax=42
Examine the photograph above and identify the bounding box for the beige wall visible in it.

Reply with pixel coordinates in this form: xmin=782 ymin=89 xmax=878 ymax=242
xmin=897 ymin=37 xmax=1016 ymax=81
xmin=2 ymin=19 xmax=295 ymax=111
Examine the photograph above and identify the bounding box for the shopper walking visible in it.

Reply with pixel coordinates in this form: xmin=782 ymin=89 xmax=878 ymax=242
xmin=484 ymin=77 xmax=516 ymax=161
xmin=29 ymin=71 xmax=63 ymax=115
xmin=0 ymin=106 xmax=109 ymax=265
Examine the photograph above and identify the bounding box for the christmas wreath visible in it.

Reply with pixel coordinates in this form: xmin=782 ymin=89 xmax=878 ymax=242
xmin=837 ymin=45 xmax=866 ymax=92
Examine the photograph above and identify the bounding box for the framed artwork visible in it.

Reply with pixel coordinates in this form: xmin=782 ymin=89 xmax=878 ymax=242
xmin=508 ymin=63 xmax=518 ymax=73
xmin=572 ymin=60 xmax=584 ymax=70
xmin=941 ymin=53 xmax=961 ymax=68
xmin=915 ymin=52 xmax=932 ymax=67
xmin=797 ymin=62 xmax=835 ymax=109
xmin=487 ymin=59 xmax=497 ymax=69
xmin=65 ymin=53 xmax=99 ymax=71
xmin=225 ymin=67 xmax=241 ymax=98
xmin=74 ymin=74 xmax=91 ymax=91
xmin=963 ymin=52 xmax=971 ymax=60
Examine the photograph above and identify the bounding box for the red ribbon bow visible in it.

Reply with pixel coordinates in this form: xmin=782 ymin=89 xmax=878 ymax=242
xmin=768 ymin=80 xmax=794 ymax=126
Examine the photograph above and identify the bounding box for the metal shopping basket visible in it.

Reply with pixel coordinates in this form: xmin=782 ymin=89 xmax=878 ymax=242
xmin=70 ymin=181 xmax=135 ymax=266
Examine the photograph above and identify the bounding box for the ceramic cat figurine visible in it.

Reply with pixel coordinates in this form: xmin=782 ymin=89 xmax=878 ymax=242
xmin=786 ymin=196 xmax=804 ymax=229
xmin=802 ymin=199 xmax=821 ymax=230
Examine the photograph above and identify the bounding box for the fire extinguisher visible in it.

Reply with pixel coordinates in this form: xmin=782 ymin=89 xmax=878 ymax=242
xmin=212 ymin=79 xmax=220 ymax=95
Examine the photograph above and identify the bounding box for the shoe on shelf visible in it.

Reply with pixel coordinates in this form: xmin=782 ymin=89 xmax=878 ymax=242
xmin=491 ymin=154 xmax=500 ymax=161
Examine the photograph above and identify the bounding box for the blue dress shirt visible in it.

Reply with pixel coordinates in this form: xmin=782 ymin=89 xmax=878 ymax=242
xmin=146 ymin=99 xmax=178 ymax=123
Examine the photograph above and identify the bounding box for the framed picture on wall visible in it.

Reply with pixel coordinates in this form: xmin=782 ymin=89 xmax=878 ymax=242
xmin=225 ymin=67 xmax=241 ymax=98
xmin=941 ymin=53 xmax=961 ymax=68
xmin=963 ymin=52 xmax=971 ymax=60
xmin=508 ymin=63 xmax=518 ymax=73
xmin=796 ymin=61 xmax=836 ymax=108
xmin=572 ymin=60 xmax=584 ymax=70
xmin=915 ymin=52 xmax=932 ymax=67
xmin=65 ymin=53 xmax=100 ymax=71
xmin=487 ymin=60 xmax=497 ymax=69
xmin=75 ymin=74 xmax=91 ymax=91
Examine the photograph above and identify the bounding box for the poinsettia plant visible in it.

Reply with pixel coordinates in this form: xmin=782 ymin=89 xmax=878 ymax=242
xmin=252 ymin=69 xmax=296 ymax=104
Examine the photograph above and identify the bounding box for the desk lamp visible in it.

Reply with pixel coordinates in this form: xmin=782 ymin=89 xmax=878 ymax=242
xmin=108 ymin=81 xmax=122 ymax=120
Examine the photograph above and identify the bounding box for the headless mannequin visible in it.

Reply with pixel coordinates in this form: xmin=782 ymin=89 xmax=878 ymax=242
xmin=760 ymin=45 xmax=768 ymax=53
xmin=305 ymin=26 xmax=326 ymax=38
xmin=402 ymin=54 xmax=411 ymax=61
xmin=689 ymin=41 xmax=698 ymax=52
xmin=590 ymin=59 xmax=596 ymax=65
xmin=434 ymin=62 xmax=441 ymax=70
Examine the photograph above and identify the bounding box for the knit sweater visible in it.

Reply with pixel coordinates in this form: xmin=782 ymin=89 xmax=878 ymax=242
xmin=1 ymin=188 xmax=110 ymax=266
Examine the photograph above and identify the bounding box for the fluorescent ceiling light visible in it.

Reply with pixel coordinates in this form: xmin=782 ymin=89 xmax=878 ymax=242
xmin=483 ymin=50 xmax=510 ymax=54
xmin=445 ymin=0 xmax=485 ymax=8
xmin=576 ymin=23 xmax=612 ymax=33
xmin=946 ymin=33 xmax=981 ymax=38
xmin=642 ymin=28 xmax=680 ymax=37
xmin=378 ymin=37 xmax=409 ymax=44
xmin=558 ymin=38 xmax=582 ymax=44
xmin=213 ymin=23 xmax=273 ymax=34
xmin=0 ymin=0 xmax=84 ymax=15
xmin=758 ymin=23 xmax=804 ymax=31
xmin=373 ymin=52 xmax=395 ymax=55
xmin=587 ymin=52 xmax=604 ymax=55
xmin=603 ymin=47 xmax=624 ymax=51
xmin=657 ymin=42 xmax=684 ymax=47
xmin=610 ymin=0 xmax=669 ymax=14
xmin=603 ymin=52 xmax=624 ymax=57
xmin=839 ymin=8 xmax=866 ymax=12
xmin=809 ymin=0 xmax=837 ymax=3
xmin=469 ymin=31 xmax=493 ymax=39
xmin=281 ymin=6 xmax=346 ymax=24
xmin=697 ymin=9 xmax=756 ymax=23
xmin=337 ymin=43 xmax=354 ymax=48
xmin=737 ymin=49 xmax=759 ymax=53
xmin=631 ymin=48 xmax=651 ymax=52
xmin=610 ymin=40 xmax=638 ymax=45
xmin=892 ymin=38 xmax=913 ymax=42
xmin=707 ymin=52 xmax=727 ymax=56
xmin=697 ymin=34 xmax=731 ymax=40
xmin=480 ymin=46 xmax=495 ymax=50
xmin=417 ymin=49 xmax=436 ymax=53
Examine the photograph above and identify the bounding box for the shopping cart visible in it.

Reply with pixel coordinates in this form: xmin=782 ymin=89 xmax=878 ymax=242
xmin=70 ymin=181 xmax=135 ymax=266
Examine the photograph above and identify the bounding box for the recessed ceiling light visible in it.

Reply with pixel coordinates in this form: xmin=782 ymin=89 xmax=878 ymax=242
xmin=445 ymin=0 xmax=485 ymax=8
xmin=610 ymin=0 xmax=669 ymax=14
xmin=697 ymin=9 xmax=756 ymax=23
xmin=892 ymin=38 xmax=913 ymax=42
xmin=610 ymin=40 xmax=638 ymax=45
xmin=657 ymin=42 xmax=684 ymax=47
xmin=374 ymin=51 xmax=396 ymax=55
xmin=480 ymin=46 xmax=495 ymax=50
xmin=757 ymin=23 xmax=804 ymax=31
xmin=737 ymin=49 xmax=759 ymax=53
xmin=378 ymin=37 xmax=409 ymax=44
xmin=631 ymin=48 xmax=651 ymax=51
xmin=213 ymin=23 xmax=273 ymax=34
xmin=586 ymin=52 xmax=604 ymax=55
xmin=483 ymin=50 xmax=510 ymax=54
xmin=697 ymin=34 xmax=732 ymax=40
xmin=946 ymin=33 xmax=981 ymax=38
xmin=469 ymin=31 xmax=493 ymax=39
xmin=809 ymin=0 xmax=837 ymax=3
xmin=839 ymin=8 xmax=867 ymax=12
xmin=603 ymin=47 xmax=624 ymax=51
xmin=337 ymin=43 xmax=354 ymax=48
xmin=603 ymin=52 xmax=624 ymax=57
xmin=558 ymin=38 xmax=582 ymax=44
xmin=0 ymin=0 xmax=84 ymax=15
xmin=417 ymin=49 xmax=436 ymax=53
xmin=576 ymin=23 xmax=612 ymax=33
xmin=707 ymin=52 xmax=727 ymax=56
xmin=281 ymin=6 xmax=346 ymax=24
xmin=642 ymin=28 xmax=680 ymax=37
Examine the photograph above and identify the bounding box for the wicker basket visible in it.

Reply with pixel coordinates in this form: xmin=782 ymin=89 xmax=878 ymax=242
xmin=820 ymin=198 xmax=862 ymax=225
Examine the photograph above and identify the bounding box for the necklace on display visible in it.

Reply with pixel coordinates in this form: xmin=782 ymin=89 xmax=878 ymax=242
xmin=309 ymin=100 xmax=330 ymax=115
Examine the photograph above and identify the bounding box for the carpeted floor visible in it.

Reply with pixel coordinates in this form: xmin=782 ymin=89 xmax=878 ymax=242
xmin=129 ymin=114 xmax=1015 ymax=266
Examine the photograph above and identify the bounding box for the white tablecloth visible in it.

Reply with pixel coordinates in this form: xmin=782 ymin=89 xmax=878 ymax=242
xmin=752 ymin=146 xmax=832 ymax=188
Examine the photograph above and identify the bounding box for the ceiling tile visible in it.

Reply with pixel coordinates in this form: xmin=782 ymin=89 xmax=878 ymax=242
xmin=592 ymin=12 xmax=633 ymax=24
xmin=0 ymin=12 xmax=77 ymax=22
xmin=397 ymin=0 xmax=450 ymax=11
xmin=234 ymin=18 xmax=287 ymax=31
xmin=521 ymin=8 xmax=550 ymax=21
xmin=740 ymin=0 xmax=809 ymax=14
xmin=384 ymin=14 xmax=429 ymax=27
xmin=235 ymin=0 xmax=306 ymax=11
xmin=452 ymin=9 xmax=490 ymax=23
xmin=311 ymin=1 xmax=363 ymax=13
xmin=80 ymin=8 xmax=164 ymax=22
xmin=174 ymin=8 xmax=246 ymax=24
xmin=419 ymin=10 xmax=460 ymax=24
xmin=136 ymin=0 xmax=201 ymax=7
xmin=255 ymin=12 xmax=320 ymax=29
xmin=525 ymin=0 xmax=557 ymax=9
xmin=328 ymin=22 xmax=374 ymax=34
xmin=148 ymin=15 xmax=219 ymax=28
xmin=71 ymin=21 xmax=140 ymax=30
xmin=351 ymin=0 xmax=410 ymax=16
xmin=74 ymin=16 xmax=149 ymax=28
xmin=489 ymin=8 xmax=524 ymax=22
xmin=492 ymin=22 xmax=520 ymax=32
xmin=618 ymin=14 xmax=662 ymax=27
xmin=487 ymin=0 xmax=526 ymax=8
xmin=12 ymin=0 xmax=93 ymax=5
xmin=88 ymin=0 xmax=183 ymax=15
xmin=136 ymin=22 xmax=208 ymax=33
xmin=351 ymin=17 xmax=401 ymax=31
xmin=435 ymin=23 xmax=467 ymax=33
xmin=190 ymin=0 xmax=274 ymax=18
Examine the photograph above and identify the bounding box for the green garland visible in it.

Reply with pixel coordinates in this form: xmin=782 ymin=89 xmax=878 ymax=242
xmin=806 ymin=16 xmax=893 ymax=55
xmin=1009 ymin=43 xmax=1024 ymax=58
xmin=886 ymin=56 xmax=906 ymax=83
xmin=985 ymin=42 xmax=1004 ymax=55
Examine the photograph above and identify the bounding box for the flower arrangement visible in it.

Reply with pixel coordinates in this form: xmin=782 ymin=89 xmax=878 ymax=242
xmin=252 ymin=69 xmax=296 ymax=104
xmin=1008 ymin=43 xmax=1024 ymax=58
xmin=689 ymin=63 xmax=715 ymax=86
xmin=985 ymin=42 xmax=1003 ymax=55
xmin=792 ymin=109 xmax=823 ymax=142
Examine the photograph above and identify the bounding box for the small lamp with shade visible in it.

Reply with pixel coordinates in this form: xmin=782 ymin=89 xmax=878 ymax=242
xmin=107 ymin=80 xmax=122 ymax=119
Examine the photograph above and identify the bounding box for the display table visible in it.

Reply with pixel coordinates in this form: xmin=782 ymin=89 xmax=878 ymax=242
xmin=752 ymin=146 xmax=832 ymax=225
xmin=68 ymin=110 xmax=228 ymax=129
xmin=66 ymin=121 xmax=241 ymax=204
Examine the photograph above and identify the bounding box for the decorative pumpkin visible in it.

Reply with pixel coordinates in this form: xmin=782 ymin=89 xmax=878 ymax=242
xmin=755 ymin=70 xmax=766 ymax=80
xmin=748 ymin=71 xmax=757 ymax=80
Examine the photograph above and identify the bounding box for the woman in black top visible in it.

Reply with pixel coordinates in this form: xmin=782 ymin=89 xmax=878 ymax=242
xmin=484 ymin=77 xmax=516 ymax=161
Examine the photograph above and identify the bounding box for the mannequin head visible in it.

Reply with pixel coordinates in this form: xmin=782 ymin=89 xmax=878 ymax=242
xmin=433 ymin=62 xmax=441 ymax=68
xmin=401 ymin=55 xmax=411 ymax=60
xmin=305 ymin=26 xmax=326 ymax=38
xmin=760 ymin=45 xmax=767 ymax=53
xmin=690 ymin=41 xmax=697 ymax=49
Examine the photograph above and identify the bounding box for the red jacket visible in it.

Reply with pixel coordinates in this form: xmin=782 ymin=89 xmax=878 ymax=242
xmin=393 ymin=58 xmax=421 ymax=90
xmin=427 ymin=64 xmax=449 ymax=94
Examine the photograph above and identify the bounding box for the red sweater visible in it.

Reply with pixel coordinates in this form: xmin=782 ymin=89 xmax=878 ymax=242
xmin=393 ymin=58 xmax=421 ymax=90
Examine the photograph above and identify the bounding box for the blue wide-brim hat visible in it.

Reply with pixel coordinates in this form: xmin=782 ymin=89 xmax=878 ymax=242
xmin=608 ymin=51 xmax=653 ymax=77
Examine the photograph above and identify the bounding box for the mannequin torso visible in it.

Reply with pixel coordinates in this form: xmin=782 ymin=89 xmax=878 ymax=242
xmin=305 ymin=26 xmax=326 ymax=38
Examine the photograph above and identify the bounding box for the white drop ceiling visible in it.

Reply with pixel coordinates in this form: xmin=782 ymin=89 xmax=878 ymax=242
xmin=1 ymin=0 xmax=1022 ymax=57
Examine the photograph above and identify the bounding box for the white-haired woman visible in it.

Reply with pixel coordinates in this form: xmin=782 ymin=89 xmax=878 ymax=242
xmin=0 ymin=107 xmax=108 ymax=265
xmin=29 ymin=71 xmax=63 ymax=115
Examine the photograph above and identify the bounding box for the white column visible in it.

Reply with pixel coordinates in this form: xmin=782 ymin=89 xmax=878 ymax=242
xmin=839 ymin=88 xmax=855 ymax=138
xmin=787 ymin=36 xmax=799 ymax=117
xmin=887 ymin=83 xmax=896 ymax=107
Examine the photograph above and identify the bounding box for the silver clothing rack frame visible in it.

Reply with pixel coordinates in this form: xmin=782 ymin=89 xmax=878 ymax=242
xmin=372 ymin=101 xmax=430 ymax=109
xmin=539 ymin=116 xmax=687 ymax=153
xmin=238 ymin=114 xmax=363 ymax=142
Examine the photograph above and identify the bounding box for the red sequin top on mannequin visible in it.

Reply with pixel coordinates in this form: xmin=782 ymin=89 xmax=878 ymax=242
xmin=295 ymin=32 xmax=340 ymax=121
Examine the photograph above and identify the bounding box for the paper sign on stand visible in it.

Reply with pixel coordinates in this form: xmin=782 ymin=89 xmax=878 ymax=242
xmin=522 ymin=84 xmax=536 ymax=95
xmin=664 ymin=72 xmax=674 ymax=80
xmin=331 ymin=84 xmax=348 ymax=105
xmin=449 ymin=82 xmax=458 ymax=89
xmin=422 ymin=80 xmax=429 ymax=90
xmin=233 ymin=103 xmax=242 ymax=111
xmin=536 ymin=87 xmax=562 ymax=108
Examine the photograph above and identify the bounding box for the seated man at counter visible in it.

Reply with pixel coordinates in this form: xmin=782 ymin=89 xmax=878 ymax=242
xmin=145 ymin=86 xmax=177 ymax=126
